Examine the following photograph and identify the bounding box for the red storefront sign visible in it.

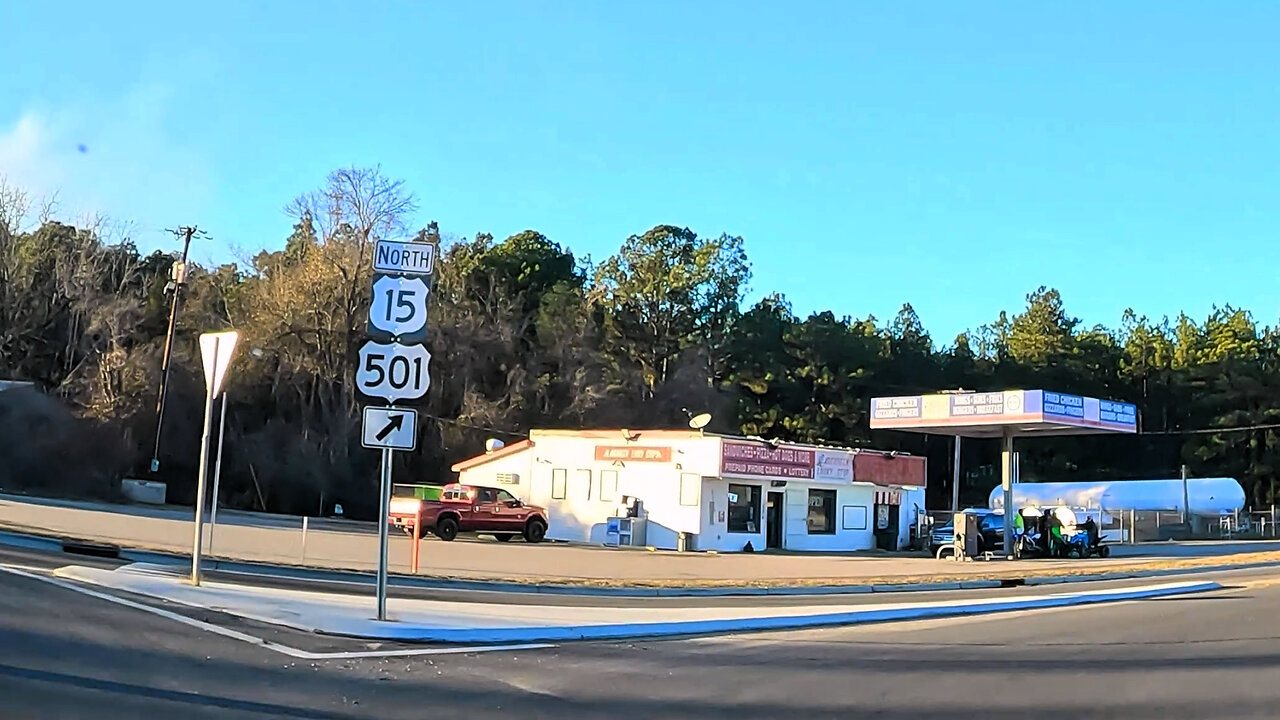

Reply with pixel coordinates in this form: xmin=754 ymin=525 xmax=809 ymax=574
xmin=594 ymin=446 xmax=673 ymax=462
xmin=854 ymin=452 xmax=926 ymax=487
xmin=720 ymin=441 xmax=815 ymax=479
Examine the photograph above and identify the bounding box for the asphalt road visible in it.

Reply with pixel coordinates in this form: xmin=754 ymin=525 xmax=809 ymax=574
xmin=3 ymin=545 xmax=1280 ymax=718
xmin=0 ymin=542 xmax=1239 ymax=610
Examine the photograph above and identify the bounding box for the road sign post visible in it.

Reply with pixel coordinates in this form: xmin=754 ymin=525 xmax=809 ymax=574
xmin=192 ymin=330 xmax=238 ymax=587
xmin=360 ymin=231 xmax=437 ymax=621
xmin=208 ymin=393 xmax=229 ymax=554
xmin=375 ymin=446 xmax=393 ymax=620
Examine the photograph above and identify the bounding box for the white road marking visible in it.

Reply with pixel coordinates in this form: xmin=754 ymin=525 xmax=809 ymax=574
xmin=0 ymin=564 xmax=554 ymax=659
xmin=0 ymin=562 xmax=59 ymax=575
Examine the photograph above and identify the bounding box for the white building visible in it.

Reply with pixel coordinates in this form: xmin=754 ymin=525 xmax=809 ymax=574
xmin=450 ymin=429 xmax=927 ymax=553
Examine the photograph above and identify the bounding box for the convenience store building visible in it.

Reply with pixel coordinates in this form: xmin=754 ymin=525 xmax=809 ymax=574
xmin=450 ymin=429 xmax=927 ymax=553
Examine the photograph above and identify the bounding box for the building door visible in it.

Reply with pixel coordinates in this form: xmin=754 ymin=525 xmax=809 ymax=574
xmin=767 ymin=492 xmax=784 ymax=549
xmin=874 ymin=503 xmax=901 ymax=550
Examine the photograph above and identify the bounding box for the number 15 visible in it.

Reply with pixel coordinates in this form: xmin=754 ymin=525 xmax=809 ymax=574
xmin=384 ymin=288 xmax=416 ymax=323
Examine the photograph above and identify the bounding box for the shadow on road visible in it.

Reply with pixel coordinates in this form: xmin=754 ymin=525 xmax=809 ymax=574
xmin=0 ymin=663 xmax=361 ymax=719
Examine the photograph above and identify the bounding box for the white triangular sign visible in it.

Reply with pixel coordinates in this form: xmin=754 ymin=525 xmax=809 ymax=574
xmin=199 ymin=331 xmax=240 ymax=396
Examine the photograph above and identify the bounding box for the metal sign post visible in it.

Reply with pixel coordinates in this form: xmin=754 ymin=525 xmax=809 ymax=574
xmin=192 ymin=330 xmax=239 ymax=586
xmin=360 ymin=231 xmax=437 ymax=621
xmin=191 ymin=375 xmax=217 ymax=585
xmin=208 ymin=394 xmax=229 ymax=554
xmin=375 ymin=446 xmax=393 ymax=620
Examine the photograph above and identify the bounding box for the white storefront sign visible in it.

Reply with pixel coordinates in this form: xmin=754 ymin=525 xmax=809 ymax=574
xmin=814 ymin=450 xmax=853 ymax=483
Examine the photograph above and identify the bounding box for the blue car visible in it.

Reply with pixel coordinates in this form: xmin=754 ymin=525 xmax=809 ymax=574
xmin=930 ymin=511 xmax=1005 ymax=557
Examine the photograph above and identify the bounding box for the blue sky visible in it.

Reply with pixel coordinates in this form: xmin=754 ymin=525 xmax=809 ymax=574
xmin=2 ymin=1 xmax=1277 ymax=343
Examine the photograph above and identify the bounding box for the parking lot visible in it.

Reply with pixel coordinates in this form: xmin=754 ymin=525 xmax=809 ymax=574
xmin=3 ymin=494 xmax=1280 ymax=587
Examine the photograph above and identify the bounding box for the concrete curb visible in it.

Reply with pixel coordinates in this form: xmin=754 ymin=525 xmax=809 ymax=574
xmin=306 ymin=581 xmax=1224 ymax=644
xmin=1 ymin=528 xmax=1273 ymax=599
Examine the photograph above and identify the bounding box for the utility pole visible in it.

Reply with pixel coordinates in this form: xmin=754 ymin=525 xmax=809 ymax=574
xmin=150 ymin=226 xmax=199 ymax=474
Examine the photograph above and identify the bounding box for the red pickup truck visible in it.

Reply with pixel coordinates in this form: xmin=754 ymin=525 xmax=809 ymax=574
xmin=390 ymin=483 xmax=548 ymax=543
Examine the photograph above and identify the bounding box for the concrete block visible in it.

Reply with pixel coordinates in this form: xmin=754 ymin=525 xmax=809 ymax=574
xmin=121 ymin=478 xmax=167 ymax=505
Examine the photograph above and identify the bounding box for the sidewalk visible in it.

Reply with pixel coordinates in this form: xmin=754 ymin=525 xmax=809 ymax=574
xmin=5 ymin=493 xmax=1280 ymax=590
xmin=53 ymin=562 xmax=1220 ymax=643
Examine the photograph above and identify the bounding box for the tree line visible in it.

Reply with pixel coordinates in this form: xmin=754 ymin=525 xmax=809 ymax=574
xmin=1 ymin=168 xmax=1276 ymax=518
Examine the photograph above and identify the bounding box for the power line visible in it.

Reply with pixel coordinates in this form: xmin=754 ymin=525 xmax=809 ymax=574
xmin=418 ymin=412 xmax=526 ymax=438
xmin=1143 ymin=422 xmax=1280 ymax=436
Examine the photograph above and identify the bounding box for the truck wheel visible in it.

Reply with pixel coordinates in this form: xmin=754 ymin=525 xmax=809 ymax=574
xmin=523 ymin=518 xmax=547 ymax=544
xmin=494 ymin=534 xmax=513 ymax=542
xmin=436 ymin=517 xmax=459 ymax=542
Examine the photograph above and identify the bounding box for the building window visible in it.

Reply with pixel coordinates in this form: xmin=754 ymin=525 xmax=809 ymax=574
xmin=679 ymin=473 xmax=700 ymax=506
xmin=577 ymin=469 xmax=592 ymax=499
xmin=807 ymin=489 xmax=836 ymax=534
xmin=842 ymin=505 xmax=868 ymax=531
xmin=600 ymin=470 xmax=618 ymax=503
xmin=551 ymin=469 xmax=566 ymax=500
xmin=727 ymin=484 xmax=761 ymax=534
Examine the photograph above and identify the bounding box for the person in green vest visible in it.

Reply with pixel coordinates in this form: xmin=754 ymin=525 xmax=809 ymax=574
xmin=1011 ymin=508 xmax=1026 ymax=556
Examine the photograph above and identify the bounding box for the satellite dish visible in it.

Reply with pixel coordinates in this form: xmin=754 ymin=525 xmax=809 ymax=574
xmin=689 ymin=413 xmax=712 ymax=430
xmin=485 ymin=438 xmax=505 ymax=453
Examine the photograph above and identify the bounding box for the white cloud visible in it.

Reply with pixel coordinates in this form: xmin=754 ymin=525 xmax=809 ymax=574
xmin=0 ymin=83 xmax=214 ymax=248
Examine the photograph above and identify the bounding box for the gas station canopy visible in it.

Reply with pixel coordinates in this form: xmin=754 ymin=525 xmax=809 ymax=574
xmin=869 ymin=389 xmax=1138 ymax=557
xmin=869 ymin=390 xmax=1138 ymax=439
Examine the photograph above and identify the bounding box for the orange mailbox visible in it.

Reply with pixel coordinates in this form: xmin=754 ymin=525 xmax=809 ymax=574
xmin=388 ymin=496 xmax=424 ymax=573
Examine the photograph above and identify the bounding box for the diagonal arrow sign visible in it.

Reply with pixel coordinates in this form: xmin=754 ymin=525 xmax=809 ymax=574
xmin=376 ymin=413 xmax=405 ymax=441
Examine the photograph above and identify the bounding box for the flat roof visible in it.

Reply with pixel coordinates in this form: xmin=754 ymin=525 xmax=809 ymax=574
xmin=869 ymin=390 xmax=1138 ymax=438
xmin=449 ymin=429 xmax=924 ymax=474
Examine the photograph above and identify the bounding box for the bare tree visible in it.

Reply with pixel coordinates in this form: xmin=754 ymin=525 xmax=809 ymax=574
xmin=285 ymin=166 xmax=418 ymax=252
xmin=0 ymin=176 xmax=32 ymax=240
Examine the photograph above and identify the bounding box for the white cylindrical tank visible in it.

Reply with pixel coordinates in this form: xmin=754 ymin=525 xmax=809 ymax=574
xmin=988 ymin=478 xmax=1245 ymax=518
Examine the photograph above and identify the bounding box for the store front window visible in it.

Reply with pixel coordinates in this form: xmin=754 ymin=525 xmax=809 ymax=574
xmin=807 ymin=489 xmax=836 ymax=534
xmin=728 ymin=484 xmax=761 ymax=533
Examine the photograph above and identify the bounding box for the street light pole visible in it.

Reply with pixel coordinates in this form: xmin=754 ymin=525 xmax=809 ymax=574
xmin=151 ymin=226 xmax=197 ymax=474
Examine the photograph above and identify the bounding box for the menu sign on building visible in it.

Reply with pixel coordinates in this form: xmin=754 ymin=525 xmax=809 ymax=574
xmin=871 ymin=396 xmax=923 ymax=420
xmin=949 ymin=391 xmax=1009 ymax=417
xmin=1042 ymin=391 xmax=1086 ymax=419
xmin=721 ymin=441 xmax=815 ymax=479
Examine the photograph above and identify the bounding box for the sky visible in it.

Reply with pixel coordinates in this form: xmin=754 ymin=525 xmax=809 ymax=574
xmin=1 ymin=1 xmax=1277 ymax=343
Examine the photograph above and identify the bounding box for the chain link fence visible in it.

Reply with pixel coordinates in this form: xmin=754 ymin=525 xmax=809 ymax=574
xmin=922 ymin=506 xmax=1280 ymax=544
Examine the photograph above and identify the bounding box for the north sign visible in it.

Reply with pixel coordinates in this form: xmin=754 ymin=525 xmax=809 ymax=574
xmin=373 ymin=239 xmax=436 ymax=276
